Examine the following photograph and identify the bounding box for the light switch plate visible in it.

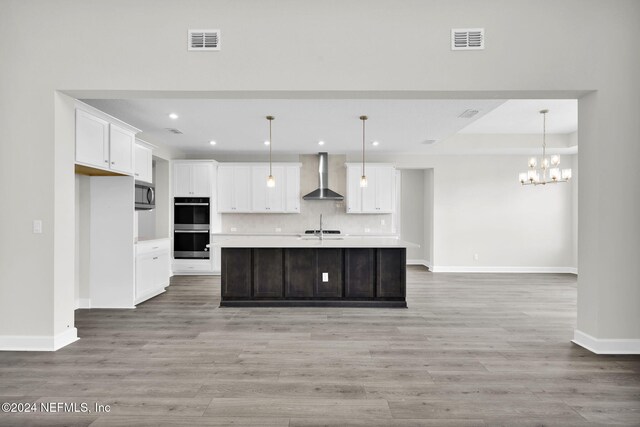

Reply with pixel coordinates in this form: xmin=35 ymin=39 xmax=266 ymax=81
xmin=33 ymin=220 xmax=42 ymax=234
xmin=230 ymin=227 xmax=237 ymax=232
xmin=275 ymin=227 xmax=282 ymax=232
xmin=322 ymin=272 xmax=329 ymax=282
xmin=364 ymin=228 xmax=371 ymax=233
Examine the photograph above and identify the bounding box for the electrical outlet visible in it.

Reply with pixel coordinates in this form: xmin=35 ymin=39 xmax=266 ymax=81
xmin=322 ymin=272 xmax=329 ymax=282
xmin=364 ymin=228 xmax=371 ymax=233
xmin=474 ymin=253 xmax=479 ymax=261
xmin=33 ymin=220 xmax=42 ymax=234
xmin=381 ymin=219 xmax=386 ymax=225
xmin=230 ymin=227 xmax=237 ymax=232
xmin=275 ymin=227 xmax=282 ymax=232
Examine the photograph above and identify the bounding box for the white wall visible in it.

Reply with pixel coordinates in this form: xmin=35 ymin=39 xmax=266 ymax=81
xmin=74 ymin=175 xmax=91 ymax=307
xmin=424 ymin=169 xmax=434 ymax=267
xmin=353 ymin=147 xmax=577 ymax=272
xmin=400 ymin=170 xmax=426 ymax=261
xmin=0 ymin=0 xmax=638 ymax=350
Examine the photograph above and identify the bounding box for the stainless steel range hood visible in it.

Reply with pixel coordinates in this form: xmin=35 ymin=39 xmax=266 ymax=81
xmin=302 ymin=152 xmax=344 ymax=201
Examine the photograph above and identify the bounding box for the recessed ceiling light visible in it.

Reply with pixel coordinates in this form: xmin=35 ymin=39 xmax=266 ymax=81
xmin=264 ymin=140 xmax=270 ymax=146
xmin=209 ymin=140 xmax=217 ymax=146
xmin=169 ymin=113 xmax=179 ymax=119
xmin=318 ymin=140 xmax=325 ymax=146
xmin=372 ymin=141 xmax=379 ymax=146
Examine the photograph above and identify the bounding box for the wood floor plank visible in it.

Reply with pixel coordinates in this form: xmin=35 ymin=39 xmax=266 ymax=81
xmin=0 ymin=267 xmax=638 ymax=426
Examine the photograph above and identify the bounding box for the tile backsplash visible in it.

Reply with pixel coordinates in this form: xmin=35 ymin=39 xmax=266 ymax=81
xmin=220 ymin=154 xmax=394 ymax=234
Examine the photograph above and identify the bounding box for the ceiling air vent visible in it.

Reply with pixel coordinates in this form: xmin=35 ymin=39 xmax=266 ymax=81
xmin=165 ymin=128 xmax=183 ymax=135
xmin=188 ymin=29 xmax=220 ymax=51
xmin=458 ymin=109 xmax=480 ymax=119
xmin=422 ymin=139 xmax=436 ymax=145
xmin=451 ymin=28 xmax=484 ymax=50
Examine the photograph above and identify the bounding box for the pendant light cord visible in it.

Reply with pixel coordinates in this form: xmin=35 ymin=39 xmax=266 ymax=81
xmin=269 ymin=118 xmax=272 ymax=176
xmin=361 ymin=116 xmax=366 ymax=176
xmin=542 ymin=111 xmax=546 ymax=164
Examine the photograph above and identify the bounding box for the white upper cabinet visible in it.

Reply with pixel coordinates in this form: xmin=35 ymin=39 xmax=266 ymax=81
xmin=134 ymin=142 xmax=153 ymax=184
xmin=346 ymin=163 xmax=396 ymax=214
xmin=217 ymin=165 xmax=252 ymax=212
xmin=173 ymin=161 xmax=214 ymax=197
xmin=191 ymin=163 xmax=213 ymax=196
xmin=346 ymin=164 xmax=362 ymax=214
xmin=76 ymin=109 xmax=110 ymax=168
xmin=75 ymin=106 xmax=140 ymax=175
xmin=108 ymin=124 xmax=135 ymax=175
xmin=285 ymin=166 xmax=301 ymax=213
xmin=218 ymin=163 xmax=301 ymax=213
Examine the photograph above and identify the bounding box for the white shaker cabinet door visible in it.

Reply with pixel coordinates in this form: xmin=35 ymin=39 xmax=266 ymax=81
xmin=346 ymin=164 xmax=363 ymax=213
xmin=285 ymin=166 xmax=301 ymax=213
xmin=266 ymin=166 xmax=285 ymax=212
xmin=109 ymin=124 xmax=135 ymax=174
xmin=191 ymin=163 xmax=212 ymax=197
xmin=217 ymin=166 xmax=234 ymax=212
xmin=174 ymin=163 xmax=193 ymax=197
xmin=374 ymin=166 xmax=395 ymax=213
xmin=134 ymin=144 xmax=153 ymax=183
xmin=251 ymin=165 xmax=269 ymax=212
xmin=76 ymin=109 xmax=109 ymax=168
xmin=233 ymin=166 xmax=252 ymax=212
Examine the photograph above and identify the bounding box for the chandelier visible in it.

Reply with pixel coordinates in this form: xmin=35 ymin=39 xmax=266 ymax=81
xmin=519 ymin=109 xmax=572 ymax=186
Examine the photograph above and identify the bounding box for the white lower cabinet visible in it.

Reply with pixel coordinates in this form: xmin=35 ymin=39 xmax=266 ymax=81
xmin=135 ymin=239 xmax=170 ymax=305
xmin=172 ymin=258 xmax=214 ymax=274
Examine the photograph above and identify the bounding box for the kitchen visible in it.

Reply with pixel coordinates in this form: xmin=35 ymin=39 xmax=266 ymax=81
xmin=1 ymin=2 xmax=639 ymax=425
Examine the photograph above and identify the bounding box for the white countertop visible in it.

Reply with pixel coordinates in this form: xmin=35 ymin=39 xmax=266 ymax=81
xmin=211 ymin=235 xmax=418 ymax=249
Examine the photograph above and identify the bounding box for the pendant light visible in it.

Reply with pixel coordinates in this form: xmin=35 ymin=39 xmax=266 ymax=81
xmin=360 ymin=115 xmax=368 ymax=187
xmin=518 ymin=109 xmax=572 ymax=186
xmin=266 ymin=115 xmax=275 ymax=188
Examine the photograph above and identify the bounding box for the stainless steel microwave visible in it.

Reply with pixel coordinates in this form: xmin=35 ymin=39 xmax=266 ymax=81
xmin=135 ymin=183 xmax=155 ymax=210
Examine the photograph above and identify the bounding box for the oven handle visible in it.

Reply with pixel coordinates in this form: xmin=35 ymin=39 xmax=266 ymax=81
xmin=175 ymin=203 xmax=209 ymax=206
xmin=174 ymin=230 xmax=209 ymax=233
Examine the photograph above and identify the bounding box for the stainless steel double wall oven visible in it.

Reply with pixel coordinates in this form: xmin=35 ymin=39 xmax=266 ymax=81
xmin=173 ymin=197 xmax=210 ymax=259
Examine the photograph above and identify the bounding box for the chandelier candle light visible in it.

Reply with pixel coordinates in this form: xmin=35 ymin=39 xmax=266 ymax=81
xmin=519 ymin=109 xmax=572 ymax=186
xmin=360 ymin=115 xmax=368 ymax=187
xmin=266 ymin=115 xmax=275 ymax=188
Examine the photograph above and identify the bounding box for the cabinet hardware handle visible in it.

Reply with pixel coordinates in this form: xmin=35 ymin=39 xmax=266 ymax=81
xmin=152 ymin=247 xmax=159 ymax=249
xmin=135 ymin=173 xmax=139 ymax=176
xmin=153 ymin=257 xmax=158 ymax=260
xmin=111 ymin=161 xmax=115 ymax=165
xmin=104 ymin=160 xmax=108 ymax=163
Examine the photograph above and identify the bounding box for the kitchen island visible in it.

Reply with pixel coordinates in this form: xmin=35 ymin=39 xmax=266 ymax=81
xmin=214 ymin=236 xmax=417 ymax=308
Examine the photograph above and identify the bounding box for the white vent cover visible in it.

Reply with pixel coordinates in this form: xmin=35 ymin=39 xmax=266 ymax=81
xmin=188 ymin=29 xmax=220 ymax=51
xmin=458 ymin=109 xmax=480 ymax=118
xmin=451 ymin=28 xmax=484 ymax=50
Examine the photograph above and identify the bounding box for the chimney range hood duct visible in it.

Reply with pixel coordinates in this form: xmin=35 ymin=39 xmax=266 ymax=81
xmin=302 ymin=152 xmax=344 ymax=201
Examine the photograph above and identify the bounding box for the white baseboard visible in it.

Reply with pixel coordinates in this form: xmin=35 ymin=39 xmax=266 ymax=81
xmin=430 ymin=266 xmax=577 ymax=274
xmin=573 ymin=329 xmax=640 ymax=355
xmin=75 ymin=298 xmax=91 ymax=309
xmin=406 ymin=259 xmax=432 ymax=270
xmin=0 ymin=328 xmax=79 ymax=352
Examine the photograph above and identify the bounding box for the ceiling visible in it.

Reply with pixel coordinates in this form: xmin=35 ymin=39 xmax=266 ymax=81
xmin=81 ymin=98 xmax=578 ymax=155
xmin=458 ymin=99 xmax=578 ymax=134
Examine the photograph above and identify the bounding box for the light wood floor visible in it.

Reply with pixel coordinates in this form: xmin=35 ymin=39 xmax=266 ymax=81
xmin=1 ymin=267 xmax=639 ymax=426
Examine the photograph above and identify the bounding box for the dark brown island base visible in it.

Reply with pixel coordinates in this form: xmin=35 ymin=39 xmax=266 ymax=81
xmin=219 ymin=240 xmax=410 ymax=308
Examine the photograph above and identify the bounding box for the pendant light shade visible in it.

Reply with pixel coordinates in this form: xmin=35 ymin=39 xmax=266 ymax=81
xmin=360 ymin=115 xmax=368 ymax=188
xmin=266 ymin=116 xmax=275 ymax=187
